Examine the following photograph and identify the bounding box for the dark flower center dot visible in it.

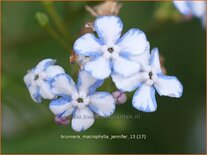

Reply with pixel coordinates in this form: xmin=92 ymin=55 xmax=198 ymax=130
xmin=148 ymin=72 xmax=153 ymax=80
xmin=107 ymin=47 xmax=114 ymax=53
xmin=77 ymin=98 xmax=84 ymax=103
xmin=34 ymin=74 xmax=39 ymax=80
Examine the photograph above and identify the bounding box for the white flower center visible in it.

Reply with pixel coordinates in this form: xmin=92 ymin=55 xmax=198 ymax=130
xmin=31 ymin=72 xmax=48 ymax=86
xmin=107 ymin=47 xmax=114 ymax=53
xmin=148 ymin=71 xmax=153 ymax=80
xmin=144 ymin=66 xmax=158 ymax=86
xmin=34 ymin=74 xmax=39 ymax=80
xmin=72 ymin=91 xmax=89 ymax=108
xmin=101 ymin=44 xmax=120 ymax=60
xmin=76 ymin=97 xmax=84 ymax=103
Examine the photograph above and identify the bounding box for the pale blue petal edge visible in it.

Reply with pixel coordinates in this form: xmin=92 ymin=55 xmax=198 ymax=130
xmin=49 ymin=97 xmax=73 ymax=117
xmin=156 ymin=73 xmax=183 ymax=98
xmin=94 ymin=16 xmax=123 ymax=43
xmin=132 ymin=84 xmax=157 ymax=112
xmin=88 ymin=92 xmax=115 ymax=117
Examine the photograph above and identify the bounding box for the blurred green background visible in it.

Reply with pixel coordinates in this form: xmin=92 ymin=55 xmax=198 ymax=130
xmin=1 ymin=1 xmax=206 ymax=154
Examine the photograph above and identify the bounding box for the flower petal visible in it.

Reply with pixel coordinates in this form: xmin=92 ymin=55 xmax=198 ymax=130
xmin=89 ymin=92 xmax=115 ymax=117
xmin=49 ymin=97 xmax=74 ymax=118
xmin=45 ymin=65 xmax=65 ymax=77
xmin=71 ymin=107 xmax=94 ymax=132
xmin=154 ymin=74 xmax=183 ymax=98
xmin=188 ymin=1 xmax=206 ymax=17
xmin=173 ymin=1 xmax=191 ymax=15
xmin=118 ymin=28 xmax=149 ymax=56
xmin=84 ymin=57 xmax=111 ymax=79
xmin=112 ymin=72 xmax=146 ymax=92
xmin=73 ymin=33 xmax=103 ymax=57
xmin=33 ymin=58 xmax=56 ymax=73
xmin=113 ymin=56 xmax=140 ymax=77
xmin=94 ymin=16 xmax=123 ymax=44
xmin=128 ymin=41 xmax=150 ymax=70
xmin=27 ymin=85 xmax=42 ymax=103
xmin=132 ymin=84 xmax=157 ymax=112
xmin=77 ymin=70 xmax=104 ymax=95
xmin=174 ymin=1 xmax=206 ymax=17
xmin=24 ymin=74 xmax=54 ymax=103
xmin=51 ymin=73 xmax=77 ymax=97
xmin=38 ymin=81 xmax=56 ymax=99
xmin=24 ymin=72 xmax=33 ymax=87
xmin=149 ymin=48 xmax=162 ymax=73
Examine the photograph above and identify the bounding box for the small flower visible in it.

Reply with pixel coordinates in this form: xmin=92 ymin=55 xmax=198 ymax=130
xmin=112 ymin=48 xmax=183 ymax=112
xmin=112 ymin=91 xmax=127 ymax=105
xmin=24 ymin=59 xmax=65 ymax=103
xmin=49 ymin=70 xmax=116 ymax=132
xmin=54 ymin=116 xmax=70 ymax=126
xmin=73 ymin=16 xmax=149 ymax=79
xmin=173 ymin=1 xmax=206 ymax=27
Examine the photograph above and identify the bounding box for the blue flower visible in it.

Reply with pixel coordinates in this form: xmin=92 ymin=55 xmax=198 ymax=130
xmin=112 ymin=48 xmax=183 ymax=112
xmin=73 ymin=16 xmax=149 ymax=79
xmin=23 ymin=59 xmax=65 ymax=103
xmin=49 ymin=70 xmax=116 ymax=132
xmin=173 ymin=0 xmax=206 ymax=27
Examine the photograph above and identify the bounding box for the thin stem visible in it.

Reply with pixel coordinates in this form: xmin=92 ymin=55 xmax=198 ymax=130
xmin=45 ymin=24 xmax=70 ymax=51
xmin=43 ymin=2 xmax=72 ymax=44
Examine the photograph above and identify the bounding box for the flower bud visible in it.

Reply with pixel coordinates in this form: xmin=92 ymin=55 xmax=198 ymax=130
xmin=35 ymin=12 xmax=49 ymax=27
xmin=54 ymin=116 xmax=70 ymax=126
xmin=112 ymin=91 xmax=127 ymax=105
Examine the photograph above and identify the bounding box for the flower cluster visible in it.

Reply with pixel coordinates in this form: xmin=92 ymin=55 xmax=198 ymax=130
xmin=24 ymin=16 xmax=183 ymax=132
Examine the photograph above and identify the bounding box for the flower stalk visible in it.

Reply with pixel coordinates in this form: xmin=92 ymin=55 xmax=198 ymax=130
xmin=42 ymin=2 xmax=71 ymax=44
xmin=35 ymin=12 xmax=70 ymax=51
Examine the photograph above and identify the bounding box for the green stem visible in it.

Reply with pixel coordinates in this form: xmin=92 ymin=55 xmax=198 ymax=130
xmin=45 ymin=24 xmax=70 ymax=51
xmin=43 ymin=2 xmax=72 ymax=43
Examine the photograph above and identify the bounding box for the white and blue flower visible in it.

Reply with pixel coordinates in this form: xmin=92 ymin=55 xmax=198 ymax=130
xmin=49 ymin=70 xmax=116 ymax=132
xmin=112 ymin=48 xmax=183 ymax=112
xmin=173 ymin=0 xmax=206 ymax=27
xmin=24 ymin=59 xmax=65 ymax=103
xmin=73 ymin=16 xmax=149 ymax=79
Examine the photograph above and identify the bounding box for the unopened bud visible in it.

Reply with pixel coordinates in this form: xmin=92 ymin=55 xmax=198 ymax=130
xmin=35 ymin=12 xmax=49 ymax=27
xmin=112 ymin=91 xmax=127 ymax=105
xmin=54 ymin=116 xmax=70 ymax=126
